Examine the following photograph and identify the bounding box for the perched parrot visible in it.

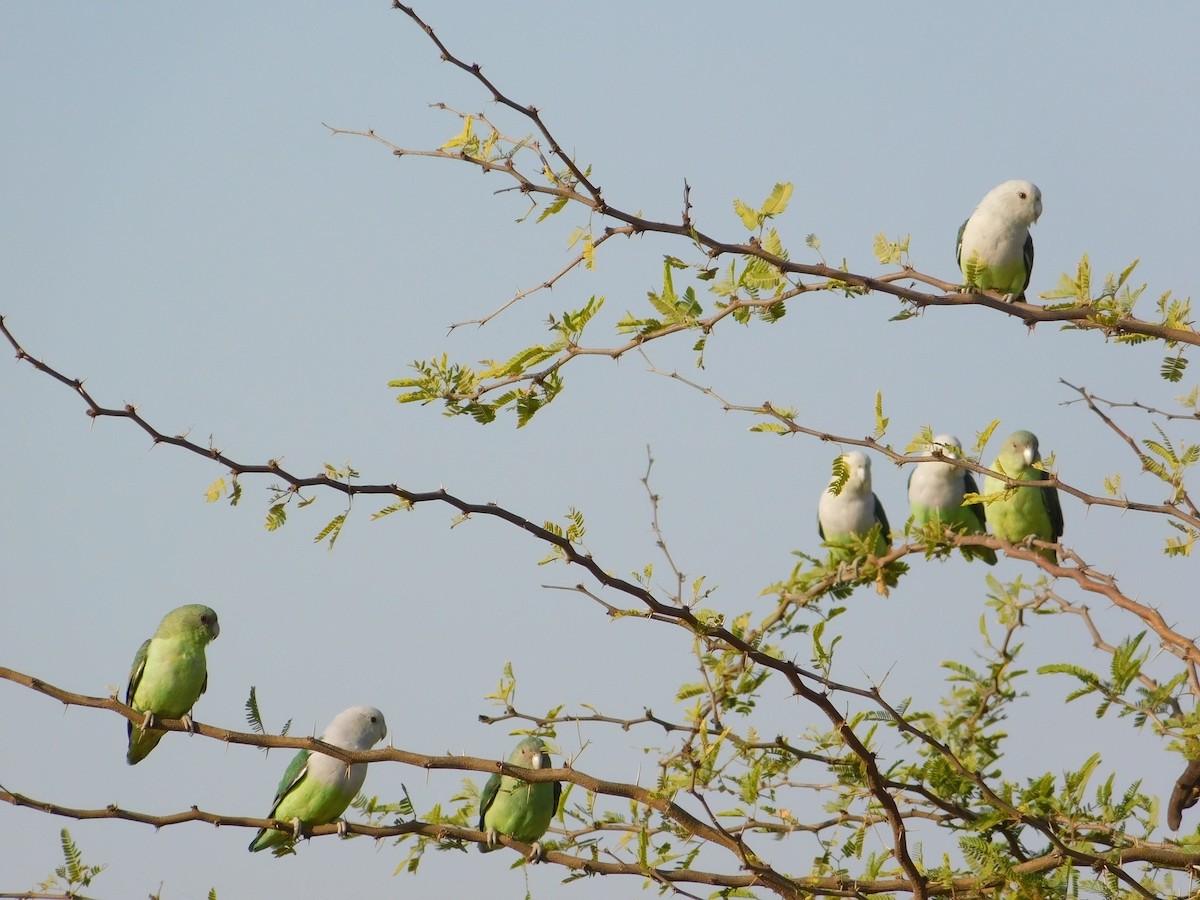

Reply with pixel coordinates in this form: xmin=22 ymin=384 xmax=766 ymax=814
xmin=818 ymin=450 xmax=890 ymax=558
xmin=249 ymin=705 xmax=388 ymax=854
xmin=479 ymin=736 xmax=562 ymax=860
xmin=957 ymin=179 xmax=1042 ymax=301
xmin=125 ymin=604 xmax=220 ymax=765
xmin=907 ymin=434 xmax=995 ymax=565
xmin=982 ymin=430 xmax=1063 ymax=562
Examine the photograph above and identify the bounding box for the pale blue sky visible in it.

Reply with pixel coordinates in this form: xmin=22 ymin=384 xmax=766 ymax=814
xmin=2 ymin=3 xmax=1198 ymax=897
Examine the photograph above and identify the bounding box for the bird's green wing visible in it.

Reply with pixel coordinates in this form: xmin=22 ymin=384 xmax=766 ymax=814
xmin=268 ymin=749 xmax=312 ymax=819
xmin=1036 ymin=467 xmax=1064 ymax=540
xmin=478 ymin=772 xmax=501 ymax=829
xmin=125 ymin=639 xmax=150 ymax=707
xmin=955 ymin=219 xmax=968 ymax=269
xmin=1019 ymin=232 xmax=1035 ymax=298
xmin=964 ymin=471 xmax=987 ymax=528
xmin=874 ymin=496 xmax=891 ymax=544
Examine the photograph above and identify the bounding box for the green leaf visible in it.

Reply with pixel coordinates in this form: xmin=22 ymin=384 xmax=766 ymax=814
xmin=245 ymin=687 xmax=265 ymax=734
xmin=371 ymin=500 xmax=414 ymax=520
xmin=826 ymin=455 xmax=850 ymax=495
xmin=536 ymin=195 xmax=569 ymax=223
xmin=675 ymin=682 xmax=706 ymax=701
xmin=760 ymin=182 xmax=793 ymax=217
xmin=204 ymin=476 xmax=226 ymax=503
xmin=975 ymin=419 xmax=1001 ymax=456
xmin=732 ymin=198 xmax=759 ymax=230
xmin=872 ymin=233 xmax=910 ymax=266
xmin=1162 ymin=353 xmax=1188 ymax=382
xmin=762 ymin=227 xmax=787 ymax=259
xmin=265 ymin=503 xmax=287 ymax=532
xmin=314 ymin=513 xmax=347 ymax=549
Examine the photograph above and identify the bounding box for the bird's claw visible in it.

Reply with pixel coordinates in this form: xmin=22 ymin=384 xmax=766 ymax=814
xmin=181 ymin=713 xmax=195 ymax=735
xmin=527 ymin=840 xmax=546 ymax=863
xmin=335 ymin=818 xmax=349 ymax=838
xmin=485 ymin=827 xmax=500 ymax=850
xmin=140 ymin=710 xmax=156 ymax=732
xmin=291 ymin=817 xmax=303 ymax=841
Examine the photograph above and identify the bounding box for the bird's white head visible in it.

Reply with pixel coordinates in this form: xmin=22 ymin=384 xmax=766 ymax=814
xmin=981 ymin=180 xmax=1042 ymax=228
xmin=838 ymin=450 xmax=872 ymax=493
xmin=324 ymin=705 xmax=388 ymax=750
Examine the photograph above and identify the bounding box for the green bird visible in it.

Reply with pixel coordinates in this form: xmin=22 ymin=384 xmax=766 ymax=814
xmin=249 ymin=705 xmax=388 ymax=854
xmin=957 ymin=179 xmax=1042 ymax=302
xmin=907 ymin=434 xmax=995 ymax=565
xmin=479 ymin=736 xmax=561 ymax=860
xmin=125 ymin=604 xmax=220 ymax=765
xmin=982 ymin=430 xmax=1063 ymax=562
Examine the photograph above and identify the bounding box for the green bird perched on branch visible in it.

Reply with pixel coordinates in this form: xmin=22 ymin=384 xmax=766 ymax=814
xmin=125 ymin=604 xmax=220 ymax=764
xmin=479 ymin=736 xmax=562 ymax=861
xmin=982 ymin=430 xmax=1063 ymax=562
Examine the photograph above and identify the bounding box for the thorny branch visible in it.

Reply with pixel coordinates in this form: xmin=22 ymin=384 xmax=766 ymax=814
xmin=8 ymin=782 xmax=1196 ymax=898
xmin=637 ymin=357 xmax=1200 ymax=667
xmin=4 ymin=669 xmax=1199 ymax=898
xmin=650 ymin=360 xmax=1200 ymax=533
xmin=3 ymin=320 xmax=1196 ymax=895
xmin=3 ymin=4 xmax=1196 ymax=897
xmin=1062 ymin=379 xmax=1200 ymax=519
xmin=348 ymin=4 xmax=1200 ymax=357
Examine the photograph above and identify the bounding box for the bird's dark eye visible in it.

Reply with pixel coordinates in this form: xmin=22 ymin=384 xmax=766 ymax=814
xmin=1018 ymin=191 xmax=1027 ymax=199
xmin=370 ymin=715 xmax=378 ymax=723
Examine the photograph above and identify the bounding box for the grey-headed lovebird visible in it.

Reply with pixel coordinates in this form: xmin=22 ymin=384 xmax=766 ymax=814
xmin=249 ymin=705 xmax=388 ymax=854
xmin=908 ymin=434 xmax=995 ymax=565
xmin=818 ymin=451 xmax=890 ymax=558
xmin=957 ymin=180 xmax=1041 ymax=302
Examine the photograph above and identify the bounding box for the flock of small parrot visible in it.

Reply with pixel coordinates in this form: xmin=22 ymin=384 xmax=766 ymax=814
xmin=817 ymin=179 xmax=1061 ymax=566
xmin=106 ymin=179 xmax=1197 ymax=852
xmin=123 ymin=605 xmax=560 ymax=858
xmin=818 ymin=430 xmax=1064 ymax=568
